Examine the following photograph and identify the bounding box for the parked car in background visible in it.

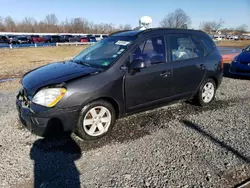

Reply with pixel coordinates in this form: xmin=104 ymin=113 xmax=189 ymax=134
xmin=10 ymin=36 xmax=30 ymax=44
xmin=243 ymin=35 xmax=250 ymax=40
xmin=69 ymin=36 xmax=81 ymax=42
xmin=87 ymin=35 xmax=97 ymax=42
xmin=16 ymin=28 xmax=223 ymax=140
xmin=80 ymin=36 xmax=89 ymax=42
xmin=228 ymin=35 xmax=239 ymax=40
xmin=229 ymin=45 xmax=250 ymax=77
xmin=102 ymin=34 xmax=108 ymax=39
xmin=0 ymin=36 xmax=9 ymax=44
xmin=94 ymin=34 xmax=108 ymax=41
xmin=94 ymin=34 xmax=102 ymax=41
xmin=44 ymin=35 xmax=62 ymax=43
xmin=6 ymin=35 xmax=16 ymax=42
xmin=28 ymin=35 xmax=46 ymax=43
xmin=59 ymin=35 xmax=73 ymax=42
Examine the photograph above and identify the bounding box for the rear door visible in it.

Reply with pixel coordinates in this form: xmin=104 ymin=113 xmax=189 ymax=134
xmin=167 ymin=34 xmax=206 ymax=96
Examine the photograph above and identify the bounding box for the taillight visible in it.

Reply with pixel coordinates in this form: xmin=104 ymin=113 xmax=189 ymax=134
xmin=220 ymin=57 xmax=224 ymax=69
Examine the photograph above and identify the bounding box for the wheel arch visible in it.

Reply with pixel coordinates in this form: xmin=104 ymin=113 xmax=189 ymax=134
xmin=207 ymin=76 xmax=218 ymax=88
xmin=85 ymin=97 xmax=120 ymax=119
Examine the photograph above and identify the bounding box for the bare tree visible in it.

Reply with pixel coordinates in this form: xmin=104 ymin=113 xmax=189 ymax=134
xmin=0 ymin=16 xmax=5 ymax=31
xmin=199 ymin=19 xmax=224 ymax=33
xmin=234 ymin=24 xmax=248 ymax=35
xmin=4 ymin=16 xmax=17 ymax=32
xmin=119 ymin=24 xmax=132 ymax=30
xmin=210 ymin=19 xmax=224 ymax=31
xmin=44 ymin=14 xmax=58 ymax=26
xmin=160 ymin=9 xmax=191 ymax=28
xmin=0 ymin=14 xmax=130 ymax=34
xmin=70 ymin=18 xmax=84 ymax=33
xmin=17 ymin=17 xmax=37 ymax=32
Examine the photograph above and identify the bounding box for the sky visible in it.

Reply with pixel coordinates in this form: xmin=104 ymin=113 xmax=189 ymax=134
xmin=1 ymin=0 xmax=250 ymax=29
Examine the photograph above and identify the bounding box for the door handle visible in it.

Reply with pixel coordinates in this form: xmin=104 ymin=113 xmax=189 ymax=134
xmin=160 ymin=71 xmax=171 ymax=77
xmin=199 ymin=64 xmax=206 ymax=69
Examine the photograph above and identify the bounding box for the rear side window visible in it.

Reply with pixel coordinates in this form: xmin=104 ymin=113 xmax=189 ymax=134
xmin=197 ymin=35 xmax=215 ymax=55
xmin=168 ymin=35 xmax=203 ymax=61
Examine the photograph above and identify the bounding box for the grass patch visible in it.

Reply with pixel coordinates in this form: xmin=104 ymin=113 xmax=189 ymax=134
xmin=216 ymin=40 xmax=250 ymax=48
xmin=0 ymin=46 xmax=86 ymax=79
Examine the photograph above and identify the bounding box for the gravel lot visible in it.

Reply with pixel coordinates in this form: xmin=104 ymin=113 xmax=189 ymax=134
xmin=0 ymin=75 xmax=250 ymax=188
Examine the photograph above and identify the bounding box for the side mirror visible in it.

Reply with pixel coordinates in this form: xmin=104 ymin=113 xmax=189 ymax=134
xmin=129 ymin=59 xmax=146 ymax=72
xmin=242 ymin=48 xmax=245 ymax=52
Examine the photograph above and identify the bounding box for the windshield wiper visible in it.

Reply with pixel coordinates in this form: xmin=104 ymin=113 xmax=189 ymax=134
xmin=71 ymin=59 xmax=92 ymax=67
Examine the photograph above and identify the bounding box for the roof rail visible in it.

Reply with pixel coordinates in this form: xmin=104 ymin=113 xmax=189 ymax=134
xmin=109 ymin=30 xmax=132 ymax=36
xmin=136 ymin=27 xmax=203 ymax=36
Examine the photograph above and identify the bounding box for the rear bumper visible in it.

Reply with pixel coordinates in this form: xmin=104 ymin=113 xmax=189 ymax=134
xmin=16 ymin=98 xmax=80 ymax=137
xmin=229 ymin=62 xmax=250 ymax=76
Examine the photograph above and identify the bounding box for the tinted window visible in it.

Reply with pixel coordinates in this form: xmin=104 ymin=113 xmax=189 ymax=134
xmin=19 ymin=37 xmax=27 ymax=40
xmin=0 ymin=36 xmax=7 ymax=40
xmin=168 ymin=35 xmax=202 ymax=61
xmin=198 ymin=35 xmax=215 ymax=55
xmin=244 ymin=45 xmax=250 ymax=52
xmin=132 ymin=36 xmax=166 ymax=66
xmin=95 ymin=35 xmax=100 ymax=37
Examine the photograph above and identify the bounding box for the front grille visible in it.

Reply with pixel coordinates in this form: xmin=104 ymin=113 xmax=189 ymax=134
xmin=18 ymin=87 xmax=30 ymax=106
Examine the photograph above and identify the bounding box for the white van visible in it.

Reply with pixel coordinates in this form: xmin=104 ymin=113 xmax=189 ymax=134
xmin=94 ymin=34 xmax=108 ymax=41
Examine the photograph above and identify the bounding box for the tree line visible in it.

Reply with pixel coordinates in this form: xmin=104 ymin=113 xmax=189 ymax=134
xmin=0 ymin=10 xmax=248 ymax=35
xmin=159 ymin=9 xmax=248 ymax=35
xmin=0 ymin=14 xmax=132 ymax=34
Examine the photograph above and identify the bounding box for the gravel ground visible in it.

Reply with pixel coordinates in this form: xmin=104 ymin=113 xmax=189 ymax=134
xmin=0 ymin=76 xmax=250 ymax=188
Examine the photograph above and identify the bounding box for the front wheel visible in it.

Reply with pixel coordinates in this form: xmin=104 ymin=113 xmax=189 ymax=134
xmin=193 ymin=78 xmax=216 ymax=106
xmin=75 ymin=100 xmax=116 ymax=140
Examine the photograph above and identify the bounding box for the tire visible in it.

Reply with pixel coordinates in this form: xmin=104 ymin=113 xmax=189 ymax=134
xmin=193 ymin=78 xmax=216 ymax=106
xmin=75 ymin=100 xmax=116 ymax=140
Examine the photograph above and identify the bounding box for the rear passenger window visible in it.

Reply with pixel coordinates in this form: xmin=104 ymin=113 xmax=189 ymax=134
xmin=198 ymin=36 xmax=215 ymax=55
xmin=168 ymin=35 xmax=203 ymax=61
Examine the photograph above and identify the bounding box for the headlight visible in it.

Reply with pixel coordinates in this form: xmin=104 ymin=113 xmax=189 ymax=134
xmin=32 ymin=88 xmax=66 ymax=107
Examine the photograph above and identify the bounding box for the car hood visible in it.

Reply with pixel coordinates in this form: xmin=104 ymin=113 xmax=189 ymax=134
xmin=238 ymin=52 xmax=250 ymax=62
xmin=21 ymin=61 xmax=101 ymax=96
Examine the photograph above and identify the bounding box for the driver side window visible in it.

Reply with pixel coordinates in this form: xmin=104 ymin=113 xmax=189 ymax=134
xmin=132 ymin=36 xmax=166 ymax=67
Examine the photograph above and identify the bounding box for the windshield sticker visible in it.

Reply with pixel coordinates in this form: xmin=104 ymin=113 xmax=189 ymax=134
xmin=102 ymin=61 xmax=110 ymax=66
xmin=115 ymin=41 xmax=130 ymax=46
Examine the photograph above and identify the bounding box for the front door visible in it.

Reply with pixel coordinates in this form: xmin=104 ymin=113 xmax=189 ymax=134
xmin=125 ymin=35 xmax=173 ymax=110
xmin=167 ymin=34 xmax=206 ymax=96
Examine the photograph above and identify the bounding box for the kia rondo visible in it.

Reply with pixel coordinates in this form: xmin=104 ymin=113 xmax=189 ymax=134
xmin=16 ymin=28 xmax=223 ymax=140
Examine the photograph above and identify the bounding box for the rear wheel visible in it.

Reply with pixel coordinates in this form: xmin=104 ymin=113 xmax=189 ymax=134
xmin=193 ymin=78 xmax=216 ymax=106
xmin=75 ymin=100 xmax=116 ymax=140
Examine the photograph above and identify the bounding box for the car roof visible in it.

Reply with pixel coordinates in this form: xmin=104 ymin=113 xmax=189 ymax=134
xmin=111 ymin=28 xmax=204 ymax=37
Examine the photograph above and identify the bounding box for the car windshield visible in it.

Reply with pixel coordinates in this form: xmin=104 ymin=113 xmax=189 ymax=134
xmin=73 ymin=36 xmax=135 ymax=67
xmin=245 ymin=45 xmax=250 ymax=52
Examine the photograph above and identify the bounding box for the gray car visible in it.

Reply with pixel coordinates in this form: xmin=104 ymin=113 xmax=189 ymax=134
xmin=16 ymin=28 xmax=223 ymax=140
